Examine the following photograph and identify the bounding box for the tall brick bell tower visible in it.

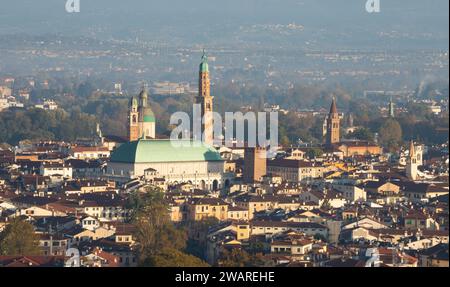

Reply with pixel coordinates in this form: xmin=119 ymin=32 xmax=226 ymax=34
xmin=196 ymin=50 xmax=214 ymax=145
xmin=326 ymin=97 xmax=340 ymax=146
xmin=127 ymin=97 xmax=139 ymax=141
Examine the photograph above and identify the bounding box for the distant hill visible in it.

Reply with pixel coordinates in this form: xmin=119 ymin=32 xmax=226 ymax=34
xmin=0 ymin=0 xmax=448 ymax=49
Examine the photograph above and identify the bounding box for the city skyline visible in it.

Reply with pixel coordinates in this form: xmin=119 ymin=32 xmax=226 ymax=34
xmin=0 ymin=0 xmax=448 ymax=276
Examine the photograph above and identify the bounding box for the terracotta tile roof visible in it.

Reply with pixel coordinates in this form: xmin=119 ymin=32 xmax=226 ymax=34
xmin=0 ymin=256 xmax=65 ymax=267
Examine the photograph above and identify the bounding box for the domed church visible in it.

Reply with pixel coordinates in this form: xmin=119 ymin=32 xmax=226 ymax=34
xmin=106 ymin=53 xmax=231 ymax=190
xmin=127 ymin=87 xmax=156 ymax=141
xmin=106 ymin=139 xmax=226 ymax=190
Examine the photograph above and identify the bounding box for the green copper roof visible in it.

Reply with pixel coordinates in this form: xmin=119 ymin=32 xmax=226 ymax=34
xmin=142 ymin=107 xmax=155 ymax=122
xmin=110 ymin=139 xmax=223 ymax=163
xmin=199 ymin=50 xmax=209 ymax=73
xmin=200 ymin=62 xmax=209 ymax=73
xmin=143 ymin=115 xmax=155 ymax=123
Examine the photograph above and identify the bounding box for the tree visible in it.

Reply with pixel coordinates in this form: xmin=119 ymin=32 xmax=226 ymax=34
xmin=248 ymin=241 xmax=266 ymax=254
xmin=406 ymin=103 xmax=432 ymax=120
xmin=219 ymin=248 xmax=266 ymax=267
xmin=0 ymin=218 xmax=41 ymax=256
xmin=76 ymin=81 xmax=95 ymax=98
xmin=142 ymin=248 xmax=209 ymax=267
xmin=130 ymin=189 xmax=184 ymax=254
xmin=184 ymin=217 xmax=219 ymax=260
xmin=379 ymin=118 xmax=403 ymax=152
xmin=307 ymin=148 xmax=324 ymax=159
xmin=129 ymin=187 xmax=206 ymax=266
xmin=347 ymin=127 xmax=374 ymax=142
xmin=0 ymin=108 xmax=96 ymax=145
xmin=126 ymin=186 xmax=167 ymax=221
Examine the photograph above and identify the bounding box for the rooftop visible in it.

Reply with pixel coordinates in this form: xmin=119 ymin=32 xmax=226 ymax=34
xmin=110 ymin=139 xmax=223 ymax=163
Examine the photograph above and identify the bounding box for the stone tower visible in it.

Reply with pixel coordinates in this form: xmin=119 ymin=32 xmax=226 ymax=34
xmin=406 ymin=140 xmax=418 ymax=181
xmin=389 ymin=97 xmax=395 ymax=118
xmin=196 ymin=50 xmax=214 ymax=145
xmin=127 ymin=87 xmax=156 ymax=142
xmin=244 ymin=147 xmax=267 ymax=183
xmin=325 ymin=97 xmax=340 ymax=146
xmin=137 ymin=88 xmax=156 ymax=139
xmin=127 ymin=96 xmax=139 ymax=141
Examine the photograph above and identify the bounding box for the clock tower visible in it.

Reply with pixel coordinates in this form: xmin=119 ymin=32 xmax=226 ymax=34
xmin=196 ymin=50 xmax=214 ymax=145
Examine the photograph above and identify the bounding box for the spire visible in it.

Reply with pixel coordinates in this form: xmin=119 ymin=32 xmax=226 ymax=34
xmin=409 ymin=140 xmax=415 ymax=158
xmin=389 ymin=97 xmax=395 ymax=118
xmin=199 ymin=49 xmax=209 ymax=73
xmin=138 ymin=85 xmax=148 ymax=107
xmin=96 ymin=123 xmax=102 ymax=138
xmin=202 ymin=49 xmax=207 ymax=62
xmin=330 ymin=96 xmax=338 ymax=114
xmin=129 ymin=96 xmax=138 ymax=108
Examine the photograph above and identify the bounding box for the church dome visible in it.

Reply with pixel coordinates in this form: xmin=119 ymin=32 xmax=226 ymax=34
xmin=110 ymin=139 xmax=223 ymax=163
xmin=142 ymin=107 xmax=155 ymax=123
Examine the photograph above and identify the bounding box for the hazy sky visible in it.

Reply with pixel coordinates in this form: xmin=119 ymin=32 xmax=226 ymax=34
xmin=0 ymin=0 xmax=448 ymax=48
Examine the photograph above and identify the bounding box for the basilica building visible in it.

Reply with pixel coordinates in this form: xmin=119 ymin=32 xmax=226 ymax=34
xmin=106 ymin=52 xmax=229 ymax=190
